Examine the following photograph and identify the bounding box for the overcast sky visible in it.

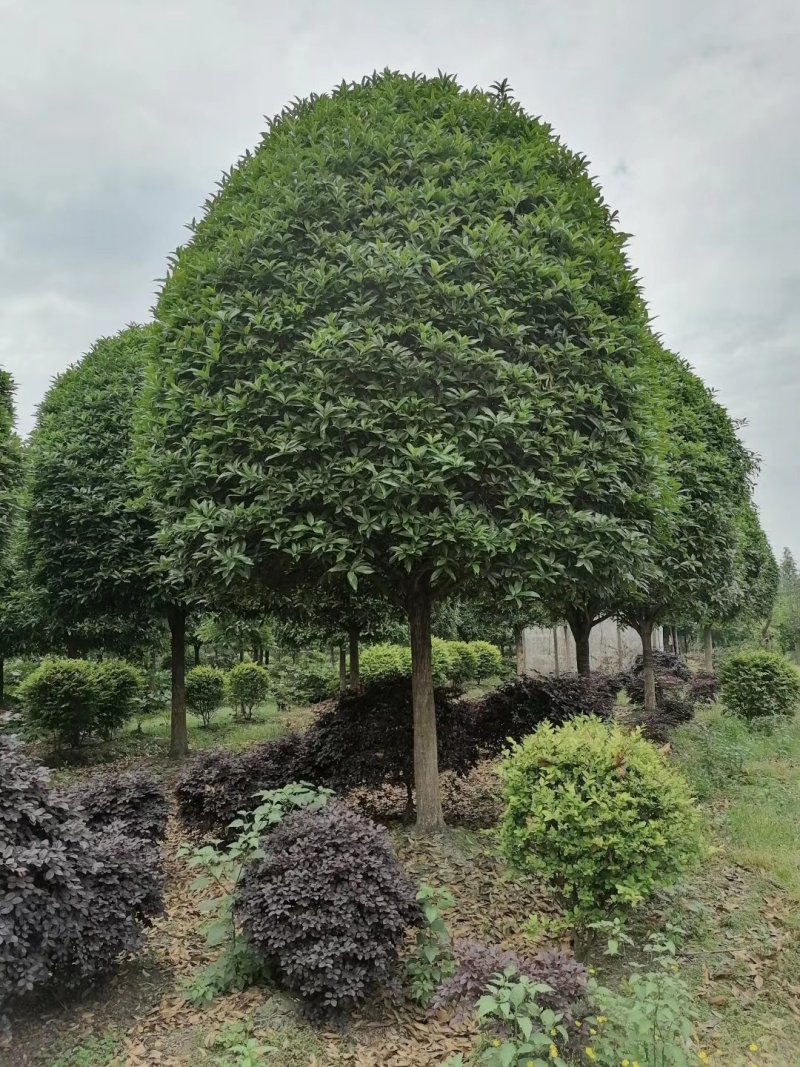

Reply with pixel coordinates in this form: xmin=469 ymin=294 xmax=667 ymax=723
xmin=1 ymin=0 xmax=798 ymax=552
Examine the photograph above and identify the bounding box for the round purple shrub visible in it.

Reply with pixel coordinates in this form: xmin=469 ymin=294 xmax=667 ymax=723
xmin=235 ymin=801 xmax=420 ymax=1016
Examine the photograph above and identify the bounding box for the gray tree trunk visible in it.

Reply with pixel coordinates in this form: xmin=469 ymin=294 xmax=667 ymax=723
xmin=408 ymin=584 xmax=444 ymax=833
xmin=338 ymin=646 xmax=347 ymax=692
xmin=348 ymin=624 xmax=360 ymax=690
xmin=168 ymin=607 xmax=188 ymax=758
xmin=703 ymin=627 xmax=713 ymax=673
xmin=514 ymin=627 xmax=525 ymax=677
xmin=640 ymin=622 xmax=657 ymax=712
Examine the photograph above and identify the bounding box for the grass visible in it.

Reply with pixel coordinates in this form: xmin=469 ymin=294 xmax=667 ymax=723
xmin=49 ymin=1031 xmax=124 ymax=1067
xmin=671 ymin=704 xmax=800 ymax=1063
xmin=125 ymin=701 xmax=289 ymax=752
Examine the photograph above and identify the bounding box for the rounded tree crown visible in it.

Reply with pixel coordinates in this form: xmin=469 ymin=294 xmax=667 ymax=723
xmin=145 ymin=71 xmax=654 ymax=603
xmin=26 ymin=326 xmax=154 ymax=624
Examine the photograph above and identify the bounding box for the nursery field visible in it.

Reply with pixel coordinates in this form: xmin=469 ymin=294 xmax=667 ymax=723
xmin=5 ymin=695 xmax=800 ymax=1067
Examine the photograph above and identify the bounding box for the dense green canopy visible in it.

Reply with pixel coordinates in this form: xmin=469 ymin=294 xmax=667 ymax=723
xmin=140 ymin=72 xmax=666 ymax=826
xmin=0 ymin=370 xmax=22 ymax=574
xmin=143 ymin=71 xmax=654 ymax=601
xmin=24 ymin=327 xmax=154 ymax=639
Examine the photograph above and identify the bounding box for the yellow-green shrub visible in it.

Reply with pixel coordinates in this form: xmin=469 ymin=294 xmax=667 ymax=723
xmin=720 ymin=649 xmax=800 ymax=720
xmin=500 ymin=717 xmax=702 ymax=926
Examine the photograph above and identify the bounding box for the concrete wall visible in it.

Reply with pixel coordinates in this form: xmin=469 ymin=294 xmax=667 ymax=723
xmin=522 ymin=619 xmax=664 ymax=676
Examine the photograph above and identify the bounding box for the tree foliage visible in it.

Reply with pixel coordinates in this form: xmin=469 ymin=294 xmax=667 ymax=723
xmin=24 ymin=328 xmax=154 ymax=640
xmin=0 ymin=370 xmax=22 ymax=577
xmin=141 ymin=72 xmax=658 ymax=828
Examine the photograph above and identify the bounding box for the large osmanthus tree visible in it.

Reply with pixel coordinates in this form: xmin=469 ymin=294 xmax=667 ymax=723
xmin=141 ymin=72 xmax=657 ymax=829
xmin=697 ymin=499 xmax=778 ymax=670
xmin=23 ymin=327 xmax=193 ymax=756
xmin=616 ymin=344 xmax=753 ymax=709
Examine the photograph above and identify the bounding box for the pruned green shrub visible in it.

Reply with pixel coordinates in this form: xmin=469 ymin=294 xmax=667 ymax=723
xmin=500 ymin=718 xmax=702 ymax=927
xmin=359 ymin=643 xmax=412 ymax=683
xmin=227 ymin=662 xmax=269 ymax=721
xmin=93 ymin=660 xmax=144 ymax=737
xmin=19 ymin=658 xmax=100 ymax=746
xmin=236 ymin=802 xmax=420 ymax=1016
xmin=720 ymin=650 xmax=800 ymax=719
xmin=470 ymin=640 xmax=505 ymax=680
xmin=18 ymin=658 xmax=142 ymax=746
xmin=274 ymin=653 xmax=337 ymax=706
xmin=186 ymin=665 xmax=226 ymax=727
xmin=359 ymin=639 xmax=501 ymax=689
xmin=0 ymin=738 xmax=164 ymax=1016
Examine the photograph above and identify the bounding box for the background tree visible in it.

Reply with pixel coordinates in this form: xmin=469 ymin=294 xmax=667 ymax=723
xmin=616 ymin=344 xmax=753 ymax=709
xmin=0 ymin=370 xmax=23 ymax=701
xmin=23 ymin=327 xmax=192 ymax=755
xmin=698 ymin=501 xmax=778 ymax=668
xmin=142 ymin=72 xmax=660 ymax=829
xmin=773 ymin=548 xmax=800 ymax=659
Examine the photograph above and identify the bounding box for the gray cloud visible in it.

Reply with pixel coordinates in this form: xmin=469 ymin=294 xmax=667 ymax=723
xmin=1 ymin=0 xmax=798 ymax=550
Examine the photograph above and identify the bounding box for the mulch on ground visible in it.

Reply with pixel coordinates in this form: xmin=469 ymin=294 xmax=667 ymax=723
xmin=3 ymin=760 xmax=553 ymax=1067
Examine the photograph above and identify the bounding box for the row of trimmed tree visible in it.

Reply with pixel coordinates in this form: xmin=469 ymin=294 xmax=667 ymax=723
xmin=0 ymin=72 xmax=778 ymax=830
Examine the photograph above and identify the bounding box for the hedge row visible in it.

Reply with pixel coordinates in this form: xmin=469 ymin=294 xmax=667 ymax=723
xmin=176 ymin=671 xmax=615 ymax=834
xmin=360 ymin=639 xmax=504 ymax=686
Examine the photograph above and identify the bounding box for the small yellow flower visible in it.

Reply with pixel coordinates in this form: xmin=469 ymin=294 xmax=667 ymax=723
xmin=550 ymin=1045 xmax=558 ymax=1059
xmin=596 ymin=1015 xmax=607 ymax=1024
xmin=590 ymin=1028 xmax=597 ymax=1036
xmin=550 ymin=1028 xmax=558 ymax=1036
xmin=576 ymin=1020 xmax=582 ymax=1028
xmin=527 ymin=1061 xmax=535 ymax=1067
xmin=492 ymin=1039 xmax=501 ymax=1047
xmin=632 ymin=1061 xmax=640 ymax=1067
xmin=622 ymin=1060 xmax=630 ymax=1067
xmin=698 ymin=1052 xmax=710 ymax=1064
xmin=586 ymin=1050 xmax=596 ymax=1061
xmin=748 ymin=1045 xmax=759 ymax=1053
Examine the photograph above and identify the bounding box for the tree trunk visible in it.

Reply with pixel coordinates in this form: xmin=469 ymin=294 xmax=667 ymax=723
xmin=552 ymin=628 xmax=560 ymax=677
xmin=0 ymin=656 xmax=4 ymax=706
xmin=640 ymin=622 xmax=657 ymax=713
xmin=264 ymin=647 xmax=270 ymax=666
xmin=238 ymin=646 xmax=245 ymax=663
xmin=168 ymin=607 xmax=188 ymax=759
xmin=348 ymin=623 xmax=360 ymax=691
xmin=65 ymin=638 xmax=80 ymax=659
xmin=703 ymin=627 xmax=713 ymax=672
xmin=408 ymin=583 xmax=444 ymax=833
xmin=193 ymin=639 xmax=201 ymax=667
xmin=616 ymin=624 xmax=624 ymax=671
xmin=671 ymin=626 xmax=679 ymax=656
xmin=514 ymin=627 xmax=525 ymax=677
xmin=568 ymin=612 xmax=592 ymax=677
xmin=338 ymin=646 xmax=347 ymax=693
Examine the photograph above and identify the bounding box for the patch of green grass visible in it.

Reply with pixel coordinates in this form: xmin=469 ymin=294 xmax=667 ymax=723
xmin=674 ymin=706 xmax=800 ymax=897
xmin=204 ymin=1013 xmax=332 ymax=1066
xmin=49 ymin=1031 xmax=123 ymax=1067
xmin=125 ymin=702 xmax=287 ymax=751
xmin=672 ymin=707 xmax=800 ymax=1063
